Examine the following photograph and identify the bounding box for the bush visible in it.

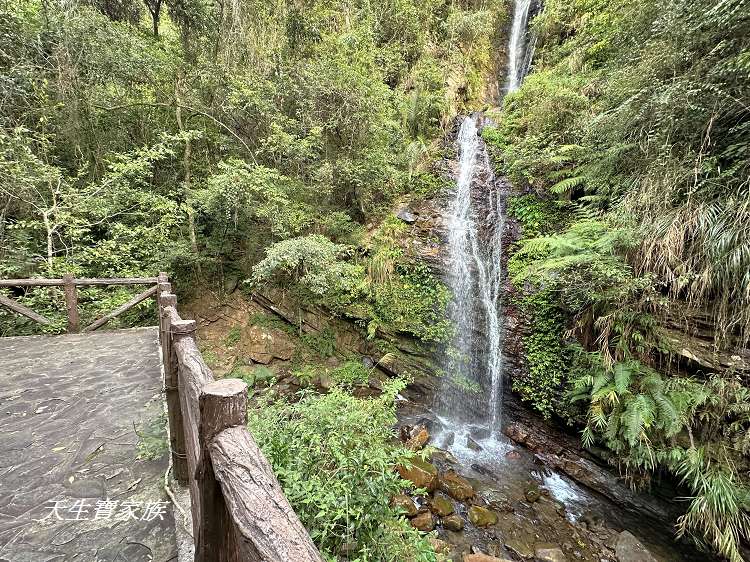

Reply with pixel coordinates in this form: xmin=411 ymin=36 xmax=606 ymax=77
xmin=248 ymin=378 xmax=436 ymax=561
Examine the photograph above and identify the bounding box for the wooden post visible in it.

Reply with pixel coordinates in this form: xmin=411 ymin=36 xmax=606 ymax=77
xmin=62 ymin=273 xmax=79 ymax=333
xmin=164 ymin=303 xmax=188 ymax=484
xmin=196 ymin=379 xmax=248 ymax=562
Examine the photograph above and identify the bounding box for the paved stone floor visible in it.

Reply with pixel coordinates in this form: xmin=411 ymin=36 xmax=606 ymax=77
xmin=0 ymin=328 xmax=178 ymax=562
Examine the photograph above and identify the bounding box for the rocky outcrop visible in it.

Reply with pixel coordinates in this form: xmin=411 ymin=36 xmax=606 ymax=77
xmin=503 ymin=417 xmax=673 ymax=521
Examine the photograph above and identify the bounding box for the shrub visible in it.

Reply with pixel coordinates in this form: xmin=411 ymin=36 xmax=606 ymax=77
xmin=247 ymin=379 xmax=436 ymax=561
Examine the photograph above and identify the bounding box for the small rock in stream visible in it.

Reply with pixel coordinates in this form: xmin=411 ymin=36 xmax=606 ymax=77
xmin=468 ymin=505 xmax=498 ymax=527
xmin=440 ymin=470 xmax=475 ymax=500
xmin=429 ymin=493 xmax=454 ymax=516
xmin=467 ymin=436 xmax=483 ymax=452
xmin=525 ymin=485 xmax=541 ymax=503
xmin=390 ymin=494 xmax=418 ymax=517
xmin=410 ymin=511 xmax=435 ymax=532
xmin=443 ymin=514 xmax=465 ymax=531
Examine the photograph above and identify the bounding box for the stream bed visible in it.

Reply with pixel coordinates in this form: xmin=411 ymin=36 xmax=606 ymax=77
xmin=397 ymin=399 xmax=715 ymax=562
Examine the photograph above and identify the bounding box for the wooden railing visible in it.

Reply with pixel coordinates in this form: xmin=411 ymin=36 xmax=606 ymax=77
xmin=156 ymin=274 xmax=322 ymax=562
xmin=1 ymin=273 xmax=322 ymax=561
xmin=0 ymin=274 xmax=158 ymax=332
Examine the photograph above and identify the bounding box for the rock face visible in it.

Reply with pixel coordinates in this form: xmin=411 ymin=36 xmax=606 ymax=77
xmin=241 ymin=325 xmax=296 ymax=364
xmin=614 ymin=531 xmax=658 ymax=562
xmin=534 ymin=544 xmax=566 ymax=562
xmin=398 ymin=458 xmax=438 ymax=491
xmin=390 ymin=494 xmax=418 ymax=517
xmin=410 ymin=511 xmax=435 ymax=532
xmin=503 ymin=418 xmax=672 ymax=521
xmin=468 ymin=506 xmax=498 ymax=527
xmin=440 ymin=470 xmax=475 ymax=500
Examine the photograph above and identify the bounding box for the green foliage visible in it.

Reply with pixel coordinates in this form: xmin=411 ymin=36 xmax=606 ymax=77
xmin=225 ymin=326 xmax=242 ymax=346
xmin=248 ymin=379 xmax=436 ymax=561
xmin=329 ymin=361 xmax=370 ymax=387
xmin=250 ymin=235 xmax=366 ymax=310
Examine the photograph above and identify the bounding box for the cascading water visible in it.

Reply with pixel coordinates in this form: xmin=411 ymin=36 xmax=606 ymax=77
xmin=432 ymin=0 xmax=535 ymax=456
xmin=506 ymin=0 xmax=534 ymax=93
xmin=433 ymin=115 xmax=506 ymax=452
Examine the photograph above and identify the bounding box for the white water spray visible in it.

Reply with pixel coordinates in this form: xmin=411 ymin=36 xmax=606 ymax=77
xmin=437 ymin=116 xmax=505 ymax=438
xmin=507 ymin=0 xmax=533 ymax=93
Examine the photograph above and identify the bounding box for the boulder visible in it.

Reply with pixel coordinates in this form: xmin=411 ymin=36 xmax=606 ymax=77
xmin=390 ymin=494 xmax=418 ymax=517
xmin=614 ymin=531 xmax=658 ymax=562
xmin=534 ymin=544 xmax=566 ymax=562
xmin=410 ymin=511 xmax=435 ymax=532
xmin=468 ymin=506 xmax=498 ymax=527
xmin=398 ymin=458 xmax=438 ymax=491
xmin=440 ymin=470 xmax=475 ymax=500
xmin=429 ymin=494 xmax=454 ymax=517
xmin=443 ymin=514 xmax=465 ymax=531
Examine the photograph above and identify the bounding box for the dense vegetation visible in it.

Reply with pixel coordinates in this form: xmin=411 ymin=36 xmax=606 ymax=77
xmin=484 ymin=0 xmax=750 ymax=559
xmin=0 ymin=0 xmax=506 ymax=336
xmin=0 ymin=1 xmax=505 ymax=559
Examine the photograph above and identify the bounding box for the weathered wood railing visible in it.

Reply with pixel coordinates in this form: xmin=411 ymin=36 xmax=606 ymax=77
xmin=156 ymin=274 xmax=322 ymax=562
xmin=0 ymin=274 xmax=158 ymax=332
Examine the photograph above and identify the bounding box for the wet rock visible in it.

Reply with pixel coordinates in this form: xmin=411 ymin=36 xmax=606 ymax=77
xmin=505 ymin=450 xmax=521 ymax=460
xmin=440 ymin=470 xmax=475 ymax=500
xmin=468 ymin=506 xmax=498 ymax=527
xmin=614 ymin=531 xmax=658 ymax=562
xmin=411 ymin=511 xmax=435 ymax=532
xmin=525 ymin=485 xmax=541 ymax=503
xmin=429 ymin=494 xmax=454 ymax=516
xmin=467 ymin=436 xmax=483 ymax=452
xmin=443 ymin=514 xmax=465 ymax=531
xmin=391 ymin=494 xmax=418 ymax=517
xmin=579 ymin=511 xmax=602 ymax=530
xmin=479 ymin=490 xmax=514 ymax=513
xmin=505 ymin=538 xmax=535 ymax=560
xmin=534 ymin=544 xmax=566 ymax=562
xmin=398 ymin=457 xmax=438 ymax=491
xmin=463 ymin=554 xmax=513 ymax=562
xmin=406 ymin=425 xmax=430 ymax=451
xmin=397 ymin=208 xmax=418 ymax=224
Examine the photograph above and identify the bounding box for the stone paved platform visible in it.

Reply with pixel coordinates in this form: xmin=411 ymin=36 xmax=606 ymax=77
xmin=0 ymin=328 xmax=178 ymax=562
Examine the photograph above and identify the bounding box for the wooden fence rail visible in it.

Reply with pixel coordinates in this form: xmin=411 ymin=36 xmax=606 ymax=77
xmin=0 ymin=274 xmax=157 ymax=332
xmin=156 ymin=273 xmax=323 ymax=562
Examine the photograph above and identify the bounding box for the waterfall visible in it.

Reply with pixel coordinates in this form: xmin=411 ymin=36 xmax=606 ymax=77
xmin=435 ymin=115 xmax=505 ymax=446
xmin=506 ymin=0 xmax=533 ymax=93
